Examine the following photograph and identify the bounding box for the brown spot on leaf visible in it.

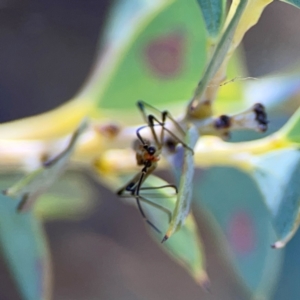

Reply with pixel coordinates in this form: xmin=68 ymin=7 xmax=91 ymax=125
xmin=143 ymin=31 xmax=185 ymax=78
xmin=227 ymin=211 xmax=256 ymax=255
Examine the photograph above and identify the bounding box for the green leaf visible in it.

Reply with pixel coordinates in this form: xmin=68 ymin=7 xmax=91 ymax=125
xmin=0 ymin=179 xmax=50 ymax=300
xmin=194 ymin=167 xmax=283 ymax=296
xmin=196 ymin=0 xmax=226 ymax=38
xmin=274 ymin=232 xmax=300 ymax=299
xmin=4 ymin=120 xmax=87 ymax=212
xmin=120 ymin=175 xmax=209 ymax=288
xmin=83 ymin=0 xmax=207 ymax=110
xmin=215 ymin=49 xmax=250 ymax=113
xmin=163 ymin=125 xmax=199 ymax=241
xmin=278 ymin=105 xmax=300 ymax=144
xmin=35 ymin=172 xmax=96 ymax=220
xmin=280 ymin=0 xmax=300 ymax=8
xmin=250 ymin=148 xmax=300 ymax=248
xmin=192 ymin=0 xmax=248 ymax=102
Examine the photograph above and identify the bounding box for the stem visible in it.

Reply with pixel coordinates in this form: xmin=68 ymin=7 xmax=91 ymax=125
xmin=193 ymin=133 xmax=290 ymax=171
xmin=93 ymin=132 xmax=291 ymax=175
xmin=0 ymin=115 xmax=289 ymax=176
xmin=186 ymin=0 xmax=273 ymax=120
xmin=188 ymin=0 xmax=248 ymax=116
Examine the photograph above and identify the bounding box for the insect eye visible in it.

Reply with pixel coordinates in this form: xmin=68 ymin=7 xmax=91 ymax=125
xmin=147 ymin=146 xmax=156 ymax=155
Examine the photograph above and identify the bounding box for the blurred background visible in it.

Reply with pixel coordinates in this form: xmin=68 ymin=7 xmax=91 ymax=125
xmin=1 ymin=1 xmax=300 ymax=299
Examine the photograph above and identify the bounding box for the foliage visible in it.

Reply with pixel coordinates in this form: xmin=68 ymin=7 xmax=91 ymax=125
xmin=1 ymin=0 xmax=300 ymax=299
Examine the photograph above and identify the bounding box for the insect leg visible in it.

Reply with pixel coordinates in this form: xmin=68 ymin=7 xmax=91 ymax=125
xmin=138 ymin=194 xmax=172 ymax=223
xmin=148 ymin=115 xmax=194 ymax=153
xmin=137 ymin=100 xmax=188 ymax=144
xmin=118 ymin=193 xmax=173 ymax=223
xmin=137 ymin=101 xmax=162 ymax=146
xmin=140 ymin=184 xmax=178 ymax=194
xmin=116 ymin=171 xmax=142 ymax=196
xmin=136 ymin=125 xmax=151 ymax=146
xmin=137 ymin=100 xmax=162 ymax=121
xmin=117 ymin=172 xmax=161 ymax=232
xmin=162 ymin=110 xmax=185 ymax=136
xmin=133 ymin=163 xmax=162 ymax=233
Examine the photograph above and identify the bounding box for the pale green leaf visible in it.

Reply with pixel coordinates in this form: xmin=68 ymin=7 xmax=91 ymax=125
xmin=250 ymin=148 xmax=300 ymax=248
xmin=194 ymin=167 xmax=282 ymax=297
xmin=280 ymin=0 xmax=300 ymax=8
xmin=278 ymin=105 xmax=300 ymax=144
xmin=4 ymin=120 xmax=87 ymax=212
xmin=35 ymin=172 xmax=96 ymax=220
xmin=120 ymin=175 xmax=209 ymax=288
xmin=0 ymin=182 xmax=50 ymax=300
xmin=197 ymin=0 xmax=226 ymax=38
xmin=163 ymin=125 xmax=199 ymax=241
xmin=215 ymin=49 xmax=251 ymax=113
xmin=192 ymin=0 xmax=248 ymax=102
xmin=81 ymin=0 xmax=207 ymax=111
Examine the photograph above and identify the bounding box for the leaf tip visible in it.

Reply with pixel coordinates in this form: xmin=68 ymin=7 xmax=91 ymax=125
xmin=161 ymin=235 xmax=169 ymax=243
xmin=271 ymin=240 xmax=285 ymax=249
xmin=162 ymin=226 xmax=176 ymax=243
xmin=2 ymin=188 xmax=14 ymax=198
xmin=16 ymin=193 xmax=31 ymax=213
xmin=196 ymin=271 xmax=211 ymax=292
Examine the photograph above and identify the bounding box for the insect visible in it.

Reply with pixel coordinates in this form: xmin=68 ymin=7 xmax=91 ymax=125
xmin=117 ymin=101 xmax=192 ymax=233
